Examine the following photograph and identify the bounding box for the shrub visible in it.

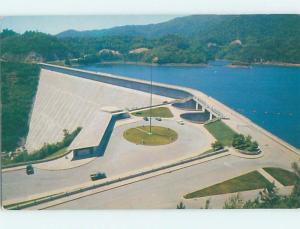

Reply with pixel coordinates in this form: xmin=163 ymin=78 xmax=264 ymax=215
xmin=211 ymin=141 xmax=224 ymax=151
xmin=232 ymin=134 xmax=259 ymax=152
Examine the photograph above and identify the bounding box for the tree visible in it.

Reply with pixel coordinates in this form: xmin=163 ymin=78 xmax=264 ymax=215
xmin=176 ymin=202 xmax=186 ymax=209
xmin=289 ymin=162 xmax=300 ymax=206
xmin=223 ymin=193 xmax=244 ymax=209
xmin=64 ymin=58 xmax=71 ymax=66
xmin=232 ymin=134 xmax=245 ymax=149
xmin=201 ymin=199 xmax=210 ymax=209
xmin=232 ymin=134 xmax=259 ymax=152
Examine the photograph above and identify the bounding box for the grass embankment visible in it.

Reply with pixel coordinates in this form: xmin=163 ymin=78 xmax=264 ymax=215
xmin=263 ymin=167 xmax=298 ymax=186
xmin=204 ymin=120 xmax=236 ymax=146
xmin=184 ymin=171 xmax=271 ymax=199
xmin=123 ymin=125 xmax=178 ymax=146
xmin=131 ymin=107 xmax=173 ymax=118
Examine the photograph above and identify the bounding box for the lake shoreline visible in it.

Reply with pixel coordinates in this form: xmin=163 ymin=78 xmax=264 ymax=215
xmin=81 ymin=60 xmax=300 ymax=68
xmin=99 ymin=61 xmax=208 ymax=67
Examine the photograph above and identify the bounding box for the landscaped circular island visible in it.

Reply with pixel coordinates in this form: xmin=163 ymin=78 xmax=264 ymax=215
xmin=123 ymin=125 xmax=178 ymax=146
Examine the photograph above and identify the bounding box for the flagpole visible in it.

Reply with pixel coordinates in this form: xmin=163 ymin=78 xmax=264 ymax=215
xmin=149 ymin=59 xmax=153 ymax=134
xmin=149 ymin=57 xmax=157 ymax=135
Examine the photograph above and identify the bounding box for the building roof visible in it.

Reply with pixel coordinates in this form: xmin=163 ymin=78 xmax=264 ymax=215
xmin=68 ymin=111 xmax=112 ymax=151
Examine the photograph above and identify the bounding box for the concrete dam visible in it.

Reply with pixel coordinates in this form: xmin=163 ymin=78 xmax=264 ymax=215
xmin=25 ymin=64 xmax=223 ymax=155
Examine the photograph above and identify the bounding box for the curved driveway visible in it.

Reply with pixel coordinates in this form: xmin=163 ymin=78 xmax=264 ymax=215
xmin=2 ymin=119 xmax=211 ymax=201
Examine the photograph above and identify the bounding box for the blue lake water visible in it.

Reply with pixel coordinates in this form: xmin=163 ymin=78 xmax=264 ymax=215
xmin=76 ymin=61 xmax=300 ymax=148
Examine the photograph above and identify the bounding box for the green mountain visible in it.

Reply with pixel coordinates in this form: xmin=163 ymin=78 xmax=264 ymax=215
xmin=0 ymin=30 xmax=77 ymax=62
xmin=57 ymin=15 xmax=300 ymax=63
xmin=1 ymin=15 xmax=300 ymax=64
xmin=57 ymin=15 xmax=300 ymax=43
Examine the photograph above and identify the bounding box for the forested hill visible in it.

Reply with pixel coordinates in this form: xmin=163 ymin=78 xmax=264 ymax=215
xmin=0 ymin=30 xmax=76 ymax=62
xmin=1 ymin=15 xmax=300 ymax=64
xmin=57 ymin=15 xmax=300 ymax=42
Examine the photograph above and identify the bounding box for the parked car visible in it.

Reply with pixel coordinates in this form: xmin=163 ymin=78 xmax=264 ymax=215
xmin=177 ymin=120 xmax=184 ymax=125
xmin=155 ymin=117 xmax=162 ymax=121
xmin=143 ymin=117 xmax=149 ymax=121
xmin=26 ymin=164 xmax=34 ymax=175
xmin=90 ymin=172 xmax=107 ymax=181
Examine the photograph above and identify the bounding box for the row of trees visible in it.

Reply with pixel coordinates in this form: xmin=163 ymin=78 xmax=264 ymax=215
xmin=211 ymin=133 xmax=259 ymax=153
xmin=232 ymin=134 xmax=259 ymax=152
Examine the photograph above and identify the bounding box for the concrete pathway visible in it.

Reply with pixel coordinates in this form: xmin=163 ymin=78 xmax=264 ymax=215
xmin=257 ymin=168 xmax=285 ymax=188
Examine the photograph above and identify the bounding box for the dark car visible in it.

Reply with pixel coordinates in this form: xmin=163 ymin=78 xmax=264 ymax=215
xmin=90 ymin=172 xmax=107 ymax=181
xmin=26 ymin=164 xmax=34 ymax=175
xmin=143 ymin=117 xmax=149 ymax=121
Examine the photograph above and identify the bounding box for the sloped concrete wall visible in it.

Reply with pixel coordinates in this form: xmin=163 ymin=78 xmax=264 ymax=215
xmin=25 ymin=69 xmax=168 ymax=153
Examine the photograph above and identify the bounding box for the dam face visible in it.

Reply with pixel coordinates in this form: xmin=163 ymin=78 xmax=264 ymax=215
xmin=25 ymin=68 xmax=169 ymax=153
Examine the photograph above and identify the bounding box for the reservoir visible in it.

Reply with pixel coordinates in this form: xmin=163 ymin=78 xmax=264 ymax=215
xmin=76 ymin=61 xmax=300 ymax=148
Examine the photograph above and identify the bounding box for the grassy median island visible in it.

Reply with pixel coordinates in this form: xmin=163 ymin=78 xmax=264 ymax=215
xmin=123 ymin=125 xmax=178 ymax=145
xmin=263 ymin=167 xmax=298 ymax=186
xmin=184 ymin=171 xmax=271 ymax=199
xmin=204 ymin=120 xmax=236 ymax=146
xmin=131 ymin=107 xmax=173 ymax=118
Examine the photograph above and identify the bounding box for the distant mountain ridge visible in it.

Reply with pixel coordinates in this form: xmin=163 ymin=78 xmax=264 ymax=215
xmin=57 ymin=15 xmax=223 ymax=38
xmin=57 ymin=14 xmax=300 ymax=43
xmin=1 ymin=15 xmax=300 ymax=64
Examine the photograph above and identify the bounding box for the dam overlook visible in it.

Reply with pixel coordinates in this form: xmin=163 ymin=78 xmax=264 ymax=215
xmin=2 ymin=13 xmax=300 ymax=213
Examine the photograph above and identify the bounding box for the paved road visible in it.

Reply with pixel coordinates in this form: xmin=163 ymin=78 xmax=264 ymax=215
xmin=2 ymin=119 xmax=211 ymax=201
xmin=48 ymin=152 xmax=295 ymax=209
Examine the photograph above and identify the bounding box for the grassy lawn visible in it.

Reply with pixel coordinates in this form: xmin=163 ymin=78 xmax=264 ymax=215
xmin=263 ymin=167 xmax=298 ymax=186
xmin=123 ymin=125 xmax=178 ymax=145
xmin=204 ymin=120 xmax=236 ymax=146
xmin=184 ymin=171 xmax=271 ymax=199
xmin=131 ymin=107 xmax=173 ymax=118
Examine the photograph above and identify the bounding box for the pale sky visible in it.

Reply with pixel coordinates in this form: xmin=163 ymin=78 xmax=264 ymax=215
xmin=1 ymin=15 xmax=180 ymax=35
xmin=1 ymin=0 xmax=299 ymax=34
